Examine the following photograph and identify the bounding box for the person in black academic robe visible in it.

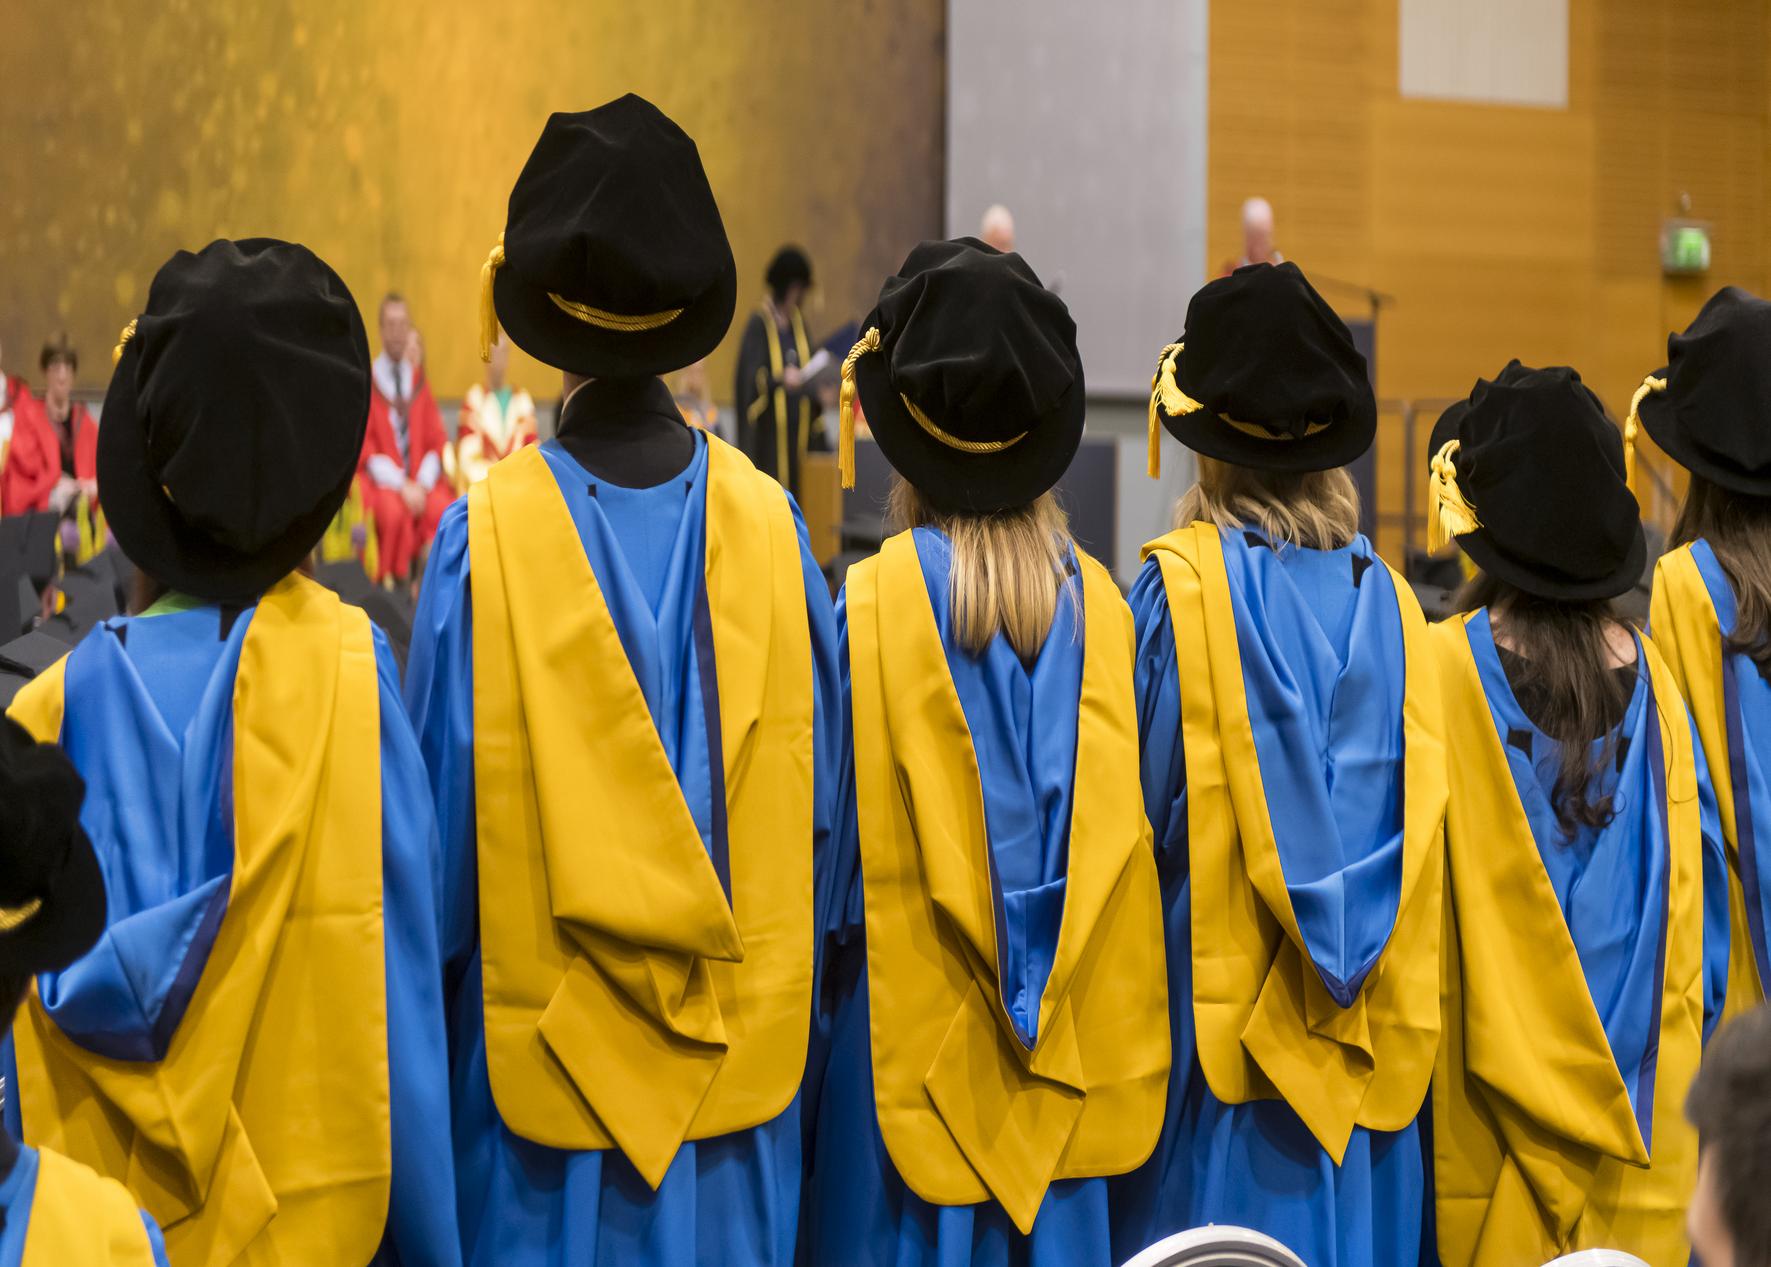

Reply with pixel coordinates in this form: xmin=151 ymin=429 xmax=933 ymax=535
xmin=735 ymin=245 xmax=823 ymax=499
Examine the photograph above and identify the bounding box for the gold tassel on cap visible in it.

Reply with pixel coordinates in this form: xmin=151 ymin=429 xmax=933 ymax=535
xmin=1623 ymin=374 xmax=1665 ymax=502
xmin=1147 ymin=342 xmax=1204 ymax=480
xmin=112 ymin=318 xmax=138 ymax=367
xmin=478 ymin=233 xmax=506 ymax=362
xmin=838 ymin=326 xmax=880 ymax=489
xmin=1427 ymin=438 xmax=1481 ymax=552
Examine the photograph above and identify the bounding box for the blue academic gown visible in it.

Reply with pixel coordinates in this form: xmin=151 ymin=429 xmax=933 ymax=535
xmin=1680 ymin=539 xmax=1771 ymax=989
xmin=1111 ymin=535 xmax=1426 ymax=1267
xmin=1 ymin=598 xmax=460 ymax=1266
xmin=0 ymin=1141 xmax=169 ymax=1266
xmin=1462 ymin=607 xmax=1731 ymax=1053
xmin=801 ymin=527 xmax=1116 ymax=1267
xmin=403 ymin=434 xmax=840 ymax=1267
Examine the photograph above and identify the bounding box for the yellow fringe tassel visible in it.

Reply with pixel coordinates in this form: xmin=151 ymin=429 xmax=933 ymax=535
xmin=112 ymin=318 xmax=138 ymax=367
xmin=1147 ymin=342 xmax=1204 ymax=480
xmin=1623 ymin=374 xmax=1665 ymax=502
xmin=838 ymin=326 xmax=881 ymax=489
xmin=478 ymin=234 xmax=506 ymax=362
xmin=1427 ymin=438 xmax=1481 ymax=552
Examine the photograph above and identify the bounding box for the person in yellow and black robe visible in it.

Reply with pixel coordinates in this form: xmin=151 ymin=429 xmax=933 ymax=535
xmin=1424 ymin=361 xmax=1730 ymax=1266
xmin=0 ymin=716 xmax=169 ymax=1265
xmin=406 ymin=97 xmax=840 ymax=1267
xmin=800 ymin=238 xmax=1168 ymax=1267
xmin=1635 ymin=287 xmax=1771 ymax=1020
xmin=1109 ymin=262 xmax=1447 ymax=1267
xmin=4 ymin=240 xmax=459 ymax=1265
xmin=735 ymin=245 xmax=823 ymax=499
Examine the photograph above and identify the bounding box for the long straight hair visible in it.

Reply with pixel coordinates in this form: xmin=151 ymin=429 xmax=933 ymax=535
xmin=888 ymin=478 xmax=1075 ymax=661
xmin=1175 ymin=455 xmax=1361 ymax=550
xmin=1671 ymin=473 xmax=1771 ymax=678
xmin=1457 ymin=571 xmax=1632 ymax=838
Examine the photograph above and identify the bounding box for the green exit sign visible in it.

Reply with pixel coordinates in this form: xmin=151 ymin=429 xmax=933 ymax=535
xmin=1661 ymin=219 xmax=1712 ymax=275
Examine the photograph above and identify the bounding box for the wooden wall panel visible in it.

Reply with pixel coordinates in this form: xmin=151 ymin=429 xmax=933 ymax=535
xmin=1211 ymin=0 xmax=1771 ymax=559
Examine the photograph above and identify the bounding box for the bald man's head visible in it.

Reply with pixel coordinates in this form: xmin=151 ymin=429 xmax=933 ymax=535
xmin=980 ymin=204 xmax=1016 ymax=254
xmin=1242 ymin=197 xmax=1276 ymax=263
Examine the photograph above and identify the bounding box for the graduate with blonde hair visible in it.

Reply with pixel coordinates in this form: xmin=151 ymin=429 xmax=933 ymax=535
xmin=1639 ymin=287 xmax=1771 ymax=1019
xmin=802 ymin=238 xmax=1168 ymax=1266
xmin=1425 ymin=361 xmax=1729 ymax=1265
xmin=1112 ymin=262 xmax=1446 ymax=1267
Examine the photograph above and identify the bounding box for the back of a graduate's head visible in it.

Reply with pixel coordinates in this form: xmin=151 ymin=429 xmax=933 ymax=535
xmin=1673 ymin=473 xmax=1771 ymax=677
xmin=0 ymin=718 xmax=107 ymax=1040
xmin=1686 ymin=1005 xmax=1771 ymax=1267
xmin=1176 ymin=455 xmax=1360 ymax=553
xmin=888 ymin=477 xmax=1075 ymax=662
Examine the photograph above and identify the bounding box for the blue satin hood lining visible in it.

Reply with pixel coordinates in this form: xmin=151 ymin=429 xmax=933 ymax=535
xmin=38 ymin=606 xmax=250 ymax=1061
xmin=912 ymin=526 xmax=1083 ymax=1050
xmin=1467 ymin=607 xmax=1668 ymax=1140
xmin=537 ymin=436 xmax=727 ymax=889
xmin=1690 ymin=538 xmax=1771 ymax=988
xmin=1221 ymin=529 xmax=1406 ymax=1007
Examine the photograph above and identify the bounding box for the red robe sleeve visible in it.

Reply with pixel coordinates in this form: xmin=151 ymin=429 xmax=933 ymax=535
xmin=2 ymin=386 xmax=59 ymax=516
xmin=74 ymin=404 xmax=100 ymax=485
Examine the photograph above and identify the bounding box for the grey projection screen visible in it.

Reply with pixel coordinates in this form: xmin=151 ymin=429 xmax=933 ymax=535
xmin=946 ymin=0 xmax=1210 ymax=399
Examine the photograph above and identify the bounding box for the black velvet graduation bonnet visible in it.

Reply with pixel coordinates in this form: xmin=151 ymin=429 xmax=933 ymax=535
xmin=100 ymin=238 xmax=371 ymax=602
xmin=1627 ymin=285 xmax=1771 ymax=497
xmin=0 ymin=716 xmax=105 ymax=979
xmin=837 ymin=238 xmax=1085 ymax=514
xmin=1148 ymin=261 xmax=1376 ymax=476
xmin=482 ymin=94 xmax=737 ymax=379
xmin=1429 ymin=360 xmax=1645 ymax=602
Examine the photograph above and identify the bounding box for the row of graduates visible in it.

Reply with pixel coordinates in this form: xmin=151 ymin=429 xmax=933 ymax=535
xmin=0 ymin=91 xmax=1762 ymax=1267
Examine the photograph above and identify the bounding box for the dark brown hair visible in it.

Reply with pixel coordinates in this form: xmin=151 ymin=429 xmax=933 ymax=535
xmin=1457 ymin=571 xmax=1632 ymax=838
xmin=1672 ymin=473 xmax=1771 ymax=679
xmin=39 ymin=332 xmax=77 ymax=374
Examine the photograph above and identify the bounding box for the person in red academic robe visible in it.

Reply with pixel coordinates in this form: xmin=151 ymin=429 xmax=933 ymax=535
xmin=358 ymin=296 xmax=452 ymax=584
xmin=37 ymin=334 xmax=99 ymax=511
xmin=0 ymin=344 xmax=60 ymax=516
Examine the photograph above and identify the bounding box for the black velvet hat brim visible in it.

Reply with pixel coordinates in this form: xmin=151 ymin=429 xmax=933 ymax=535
xmin=1158 ymin=347 xmax=1376 ymax=474
xmin=495 ymin=254 xmax=737 ymax=380
xmin=0 ymin=822 xmax=106 ymax=978
xmin=98 ymin=337 xmax=367 ymax=603
xmin=1636 ymin=368 xmax=1771 ymax=498
xmin=1430 ymin=402 xmax=1647 ymax=602
xmin=854 ymin=344 xmax=1086 ymax=515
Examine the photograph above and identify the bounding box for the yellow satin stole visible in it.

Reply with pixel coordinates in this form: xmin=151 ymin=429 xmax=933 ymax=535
xmin=21 ymin=1148 xmax=159 ymax=1267
xmin=1650 ymin=545 xmax=1765 ymax=1015
xmin=1144 ymin=522 xmax=1445 ymax=1163
xmin=470 ymin=437 xmax=814 ymax=1188
xmin=1431 ymin=616 xmax=1702 ymax=1267
xmin=7 ymin=574 xmax=389 ymax=1267
xmin=846 ymin=532 xmax=1169 ymax=1236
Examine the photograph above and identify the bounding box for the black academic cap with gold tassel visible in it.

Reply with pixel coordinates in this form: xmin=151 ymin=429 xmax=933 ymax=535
xmin=1427 ymin=359 xmax=1644 ymax=602
xmin=844 ymin=238 xmax=1084 ymax=515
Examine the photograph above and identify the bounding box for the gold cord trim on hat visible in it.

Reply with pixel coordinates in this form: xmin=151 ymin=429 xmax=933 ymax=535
xmin=1219 ymin=415 xmax=1335 ymax=441
xmin=838 ymin=327 xmax=880 ymax=489
xmin=901 ymin=395 xmax=1028 ymax=455
xmin=546 ymin=293 xmax=685 ymax=334
xmin=1623 ymin=374 xmax=1665 ymax=502
xmin=1146 ymin=342 xmax=1198 ymax=480
xmin=0 ymin=896 xmax=43 ymax=933
xmin=1428 ymin=438 xmax=1481 ymax=553
xmin=478 ymin=234 xmax=506 ymax=362
xmin=112 ymin=318 xmax=138 ymax=368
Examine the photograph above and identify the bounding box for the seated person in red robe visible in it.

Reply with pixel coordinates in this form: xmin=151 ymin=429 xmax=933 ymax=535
xmin=38 ymin=334 xmax=98 ymax=514
xmin=0 ymin=337 xmax=59 ymax=516
xmin=358 ymin=294 xmax=452 ymax=584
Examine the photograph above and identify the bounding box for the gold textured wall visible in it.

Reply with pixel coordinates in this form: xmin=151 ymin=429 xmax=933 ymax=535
xmin=1210 ymin=0 xmax=1771 ymax=555
xmin=0 ymin=0 xmax=944 ymax=406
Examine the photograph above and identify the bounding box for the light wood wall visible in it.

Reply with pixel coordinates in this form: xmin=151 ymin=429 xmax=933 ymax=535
xmin=1210 ymin=0 xmax=1771 ymax=557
